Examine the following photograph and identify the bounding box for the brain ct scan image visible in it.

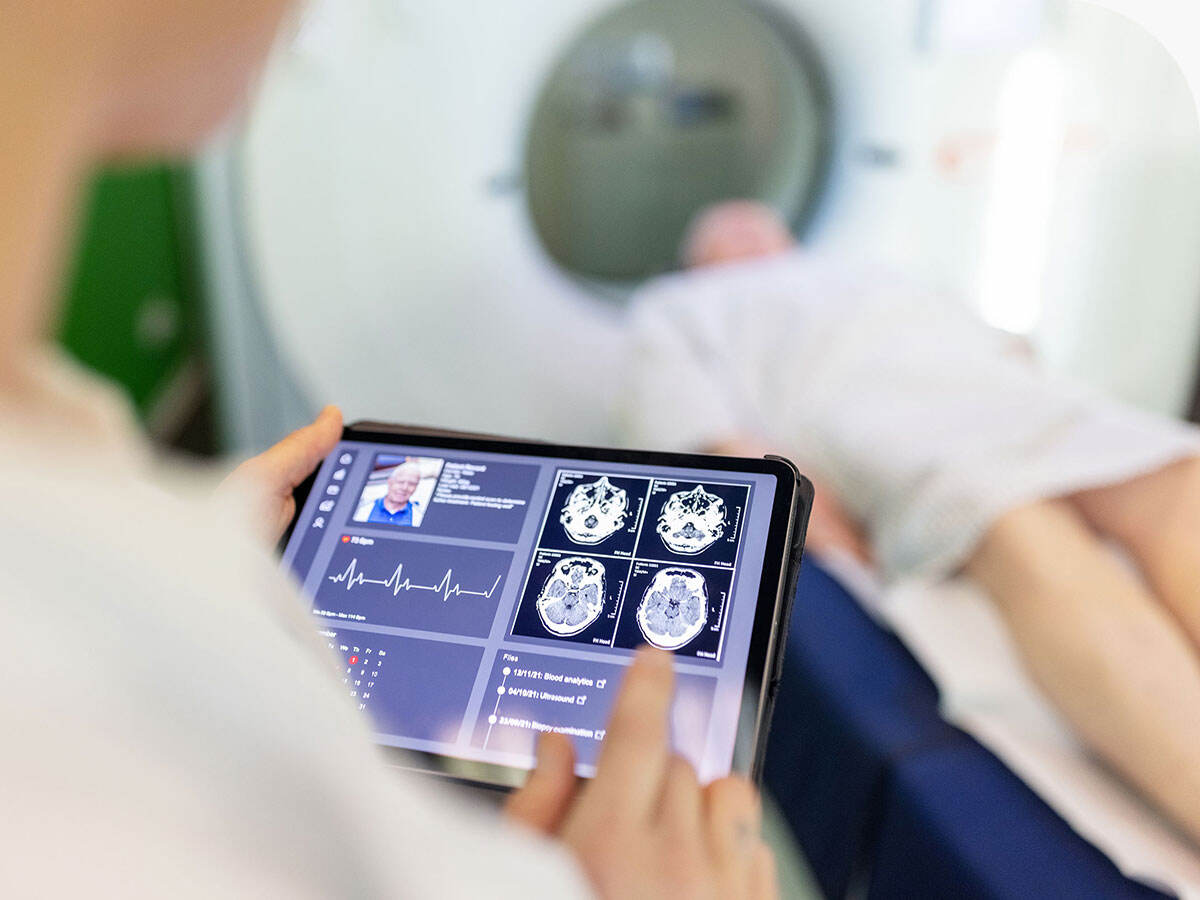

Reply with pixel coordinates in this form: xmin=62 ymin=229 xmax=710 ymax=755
xmin=560 ymin=476 xmax=629 ymax=545
xmin=657 ymin=485 xmax=728 ymax=555
xmin=539 ymin=471 xmax=648 ymax=558
xmin=637 ymin=567 xmax=709 ymax=650
xmin=536 ymin=556 xmax=608 ymax=636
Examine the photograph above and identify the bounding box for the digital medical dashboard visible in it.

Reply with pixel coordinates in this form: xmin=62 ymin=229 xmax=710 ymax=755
xmin=281 ymin=436 xmax=783 ymax=783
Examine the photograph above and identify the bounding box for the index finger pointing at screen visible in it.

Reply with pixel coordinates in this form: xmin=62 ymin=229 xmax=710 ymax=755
xmin=582 ymin=646 xmax=675 ymax=823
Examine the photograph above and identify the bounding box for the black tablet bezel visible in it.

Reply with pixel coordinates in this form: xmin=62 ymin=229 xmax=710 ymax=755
xmin=280 ymin=423 xmax=811 ymax=789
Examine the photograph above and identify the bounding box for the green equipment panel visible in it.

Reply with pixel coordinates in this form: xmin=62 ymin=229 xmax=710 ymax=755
xmin=57 ymin=164 xmax=205 ymax=428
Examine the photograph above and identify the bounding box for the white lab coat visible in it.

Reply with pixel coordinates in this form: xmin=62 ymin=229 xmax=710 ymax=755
xmin=0 ymin=351 xmax=589 ymax=898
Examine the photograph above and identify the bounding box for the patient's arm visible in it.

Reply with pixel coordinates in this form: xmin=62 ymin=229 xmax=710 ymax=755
xmin=967 ymin=500 xmax=1200 ymax=846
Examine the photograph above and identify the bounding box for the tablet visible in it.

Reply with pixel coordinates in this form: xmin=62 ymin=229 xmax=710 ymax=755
xmin=280 ymin=423 xmax=811 ymax=789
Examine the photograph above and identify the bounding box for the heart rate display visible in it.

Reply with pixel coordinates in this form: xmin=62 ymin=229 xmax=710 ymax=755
xmin=314 ymin=538 xmax=513 ymax=639
xmin=328 ymin=558 xmax=503 ymax=604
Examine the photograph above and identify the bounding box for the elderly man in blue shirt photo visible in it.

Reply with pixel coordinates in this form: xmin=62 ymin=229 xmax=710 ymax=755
xmin=367 ymin=462 xmax=423 ymax=526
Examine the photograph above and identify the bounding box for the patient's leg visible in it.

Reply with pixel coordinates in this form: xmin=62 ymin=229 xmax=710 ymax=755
xmin=1071 ymin=457 xmax=1200 ymax=651
xmin=967 ymin=500 xmax=1200 ymax=846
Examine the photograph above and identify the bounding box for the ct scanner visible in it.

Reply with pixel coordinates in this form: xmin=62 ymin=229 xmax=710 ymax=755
xmin=197 ymin=0 xmax=1200 ymax=453
xmin=191 ymin=2 xmax=1200 ymax=888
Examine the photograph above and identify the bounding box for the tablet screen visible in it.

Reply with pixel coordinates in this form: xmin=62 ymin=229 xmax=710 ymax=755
xmin=282 ymin=437 xmax=781 ymax=783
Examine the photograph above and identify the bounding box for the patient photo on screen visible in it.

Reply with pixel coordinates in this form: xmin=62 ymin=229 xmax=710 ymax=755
xmin=353 ymin=455 xmax=445 ymax=528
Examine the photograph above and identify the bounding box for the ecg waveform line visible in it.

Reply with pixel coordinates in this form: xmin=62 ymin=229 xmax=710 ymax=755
xmin=327 ymin=557 xmax=502 ymax=603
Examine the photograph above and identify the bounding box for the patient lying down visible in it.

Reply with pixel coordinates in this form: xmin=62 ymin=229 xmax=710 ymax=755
xmin=621 ymin=200 xmax=1200 ymax=848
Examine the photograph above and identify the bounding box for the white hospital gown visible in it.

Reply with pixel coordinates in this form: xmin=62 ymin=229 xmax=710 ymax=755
xmin=620 ymin=250 xmax=1200 ymax=579
xmin=0 ymin=351 xmax=589 ymax=898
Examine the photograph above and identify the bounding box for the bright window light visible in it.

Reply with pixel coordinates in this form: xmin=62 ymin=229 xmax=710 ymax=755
xmin=976 ymin=49 xmax=1066 ymax=334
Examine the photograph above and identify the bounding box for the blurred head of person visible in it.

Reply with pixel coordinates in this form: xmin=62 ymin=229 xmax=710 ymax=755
xmin=385 ymin=464 xmax=422 ymax=511
xmin=3 ymin=0 xmax=297 ymax=372
xmin=679 ymin=200 xmax=795 ymax=269
xmin=16 ymin=0 xmax=294 ymax=157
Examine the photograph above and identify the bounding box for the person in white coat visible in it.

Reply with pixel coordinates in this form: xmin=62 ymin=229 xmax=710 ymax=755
xmin=0 ymin=3 xmax=776 ymax=897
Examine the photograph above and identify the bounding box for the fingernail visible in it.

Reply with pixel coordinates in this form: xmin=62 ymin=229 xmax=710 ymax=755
xmin=637 ymin=645 xmax=672 ymax=669
xmin=538 ymin=732 xmax=560 ymax=761
xmin=538 ymin=732 xmax=572 ymax=773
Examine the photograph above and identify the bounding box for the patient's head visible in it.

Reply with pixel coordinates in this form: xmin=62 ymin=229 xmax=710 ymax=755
xmin=679 ymin=201 xmax=795 ymax=269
